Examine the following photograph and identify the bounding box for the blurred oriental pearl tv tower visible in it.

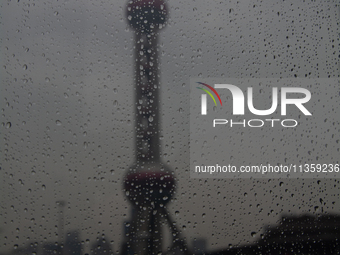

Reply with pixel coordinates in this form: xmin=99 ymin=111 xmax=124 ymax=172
xmin=123 ymin=0 xmax=189 ymax=255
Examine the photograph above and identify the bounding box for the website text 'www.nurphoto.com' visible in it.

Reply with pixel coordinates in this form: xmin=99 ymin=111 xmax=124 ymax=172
xmin=195 ymin=163 xmax=340 ymax=175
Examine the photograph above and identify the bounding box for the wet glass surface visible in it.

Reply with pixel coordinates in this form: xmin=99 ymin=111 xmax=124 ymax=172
xmin=1 ymin=1 xmax=339 ymax=254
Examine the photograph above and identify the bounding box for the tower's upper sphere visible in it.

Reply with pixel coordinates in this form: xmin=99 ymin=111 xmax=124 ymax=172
xmin=126 ymin=0 xmax=168 ymax=32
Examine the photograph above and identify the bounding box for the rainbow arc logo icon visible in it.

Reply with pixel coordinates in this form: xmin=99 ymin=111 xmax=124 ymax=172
xmin=196 ymin=82 xmax=222 ymax=115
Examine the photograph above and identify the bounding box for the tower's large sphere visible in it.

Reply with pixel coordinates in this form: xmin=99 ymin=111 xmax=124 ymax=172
xmin=126 ymin=0 xmax=168 ymax=32
xmin=124 ymin=162 xmax=175 ymax=206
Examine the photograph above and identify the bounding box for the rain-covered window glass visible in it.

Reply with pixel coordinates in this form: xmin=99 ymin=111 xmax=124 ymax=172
xmin=1 ymin=1 xmax=339 ymax=255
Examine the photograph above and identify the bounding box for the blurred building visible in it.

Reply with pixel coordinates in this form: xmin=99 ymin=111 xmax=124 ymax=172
xmin=42 ymin=243 xmax=62 ymax=255
xmin=91 ymin=234 xmax=114 ymax=255
xmin=65 ymin=231 xmax=82 ymax=255
xmin=208 ymin=213 xmax=340 ymax=255
xmin=192 ymin=238 xmax=207 ymax=255
xmin=259 ymin=214 xmax=340 ymax=255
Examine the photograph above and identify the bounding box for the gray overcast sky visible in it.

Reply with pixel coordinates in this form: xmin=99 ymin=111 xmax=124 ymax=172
xmin=1 ymin=0 xmax=339 ymax=253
